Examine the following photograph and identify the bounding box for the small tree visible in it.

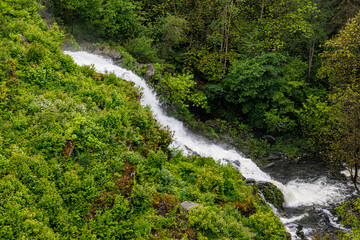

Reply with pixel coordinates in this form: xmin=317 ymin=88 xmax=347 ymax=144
xmin=328 ymin=86 xmax=360 ymax=191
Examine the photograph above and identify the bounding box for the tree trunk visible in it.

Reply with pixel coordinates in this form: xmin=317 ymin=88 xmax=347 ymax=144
xmin=260 ymin=0 xmax=265 ymax=20
xmin=223 ymin=0 xmax=233 ymax=68
xmin=308 ymin=35 xmax=316 ymax=78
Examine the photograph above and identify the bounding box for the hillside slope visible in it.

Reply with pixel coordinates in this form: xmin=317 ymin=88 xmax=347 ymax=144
xmin=0 ymin=0 xmax=287 ymax=239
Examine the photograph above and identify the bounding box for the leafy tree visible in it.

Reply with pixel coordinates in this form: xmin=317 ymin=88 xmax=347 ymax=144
xmin=157 ymin=73 xmax=209 ymax=111
xmin=310 ymin=11 xmax=360 ymax=191
xmin=236 ymin=0 xmax=318 ymax=53
xmin=303 ymin=87 xmax=360 ymax=192
xmin=152 ymin=14 xmax=189 ymax=60
xmin=48 ymin=0 xmax=89 ymax=25
xmin=319 ymin=11 xmax=360 ymax=88
xmin=212 ymin=52 xmax=305 ymax=131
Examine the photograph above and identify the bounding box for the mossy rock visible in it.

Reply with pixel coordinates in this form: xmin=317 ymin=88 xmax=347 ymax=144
xmin=256 ymin=182 xmax=285 ymax=210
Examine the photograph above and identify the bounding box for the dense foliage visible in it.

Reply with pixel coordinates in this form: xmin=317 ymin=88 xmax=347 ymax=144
xmin=44 ymin=0 xmax=360 ymax=237
xmin=0 ymin=0 xmax=288 ymax=239
xmin=4 ymin=0 xmax=360 ymax=237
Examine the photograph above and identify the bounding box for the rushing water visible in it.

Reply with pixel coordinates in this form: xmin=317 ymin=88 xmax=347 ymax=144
xmin=65 ymin=51 xmax=356 ymax=239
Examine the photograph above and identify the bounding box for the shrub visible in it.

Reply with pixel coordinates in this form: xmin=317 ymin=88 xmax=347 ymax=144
xmin=131 ymin=184 xmax=155 ymax=215
xmin=248 ymin=212 xmax=287 ymax=240
xmin=188 ymin=205 xmax=225 ymax=238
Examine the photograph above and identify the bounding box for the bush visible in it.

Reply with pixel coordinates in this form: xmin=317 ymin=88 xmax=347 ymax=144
xmin=188 ymin=205 xmax=224 ymax=237
xmin=131 ymin=184 xmax=155 ymax=215
xmin=247 ymin=212 xmax=287 ymax=240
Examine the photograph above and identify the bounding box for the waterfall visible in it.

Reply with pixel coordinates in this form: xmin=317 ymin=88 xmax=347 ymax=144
xmin=65 ymin=51 xmax=354 ymax=238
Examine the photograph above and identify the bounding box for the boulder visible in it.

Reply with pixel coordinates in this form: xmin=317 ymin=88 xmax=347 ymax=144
xmin=93 ymin=46 xmax=122 ymax=62
xmin=296 ymin=225 xmax=306 ymax=240
xmin=144 ymin=64 xmax=155 ymax=80
xmin=181 ymin=201 xmax=199 ymax=212
xmin=222 ymin=158 xmax=230 ymax=164
xmin=135 ymin=63 xmax=144 ymax=69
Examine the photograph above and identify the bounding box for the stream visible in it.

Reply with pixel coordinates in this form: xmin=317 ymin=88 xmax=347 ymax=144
xmin=65 ymin=51 xmax=357 ymax=239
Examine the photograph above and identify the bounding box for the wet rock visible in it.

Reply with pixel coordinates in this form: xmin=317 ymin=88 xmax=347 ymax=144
xmin=103 ymin=48 xmax=122 ymax=60
xmin=204 ymin=120 xmax=218 ymax=128
xmin=233 ymin=160 xmax=241 ymax=167
xmin=245 ymin=178 xmax=256 ymax=185
xmin=184 ymin=145 xmax=200 ymax=156
xmin=296 ymin=225 xmax=306 ymax=240
xmin=286 ymin=232 xmax=292 ymax=240
xmin=222 ymin=158 xmax=230 ymax=164
xmin=265 ymin=153 xmax=282 ymax=161
xmin=263 ymin=162 xmax=275 ymax=169
xmin=181 ymin=201 xmax=199 ymax=212
xmin=219 ymin=134 xmax=235 ymax=145
xmin=144 ymin=64 xmax=155 ymax=80
xmin=261 ymin=135 xmax=276 ymax=145
xmin=93 ymin=46 xmax=123 ymax=63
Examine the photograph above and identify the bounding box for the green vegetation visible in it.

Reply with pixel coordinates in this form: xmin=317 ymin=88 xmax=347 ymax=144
xmin=46 ymin=0 xmax=360 ymax=237
xmin=4 ymin=0 xmax=360 ymax=238
xmin=41 ymin=0 xmax=360 ymax=162
xmin=336 ymin=198 xmax=360 ymax=240
xmin=0 ymin=0 xmax=288 ymax=239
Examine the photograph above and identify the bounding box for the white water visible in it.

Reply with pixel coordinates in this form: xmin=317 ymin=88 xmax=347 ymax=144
xmin=65 ymin=51 xmax=351 ymax=237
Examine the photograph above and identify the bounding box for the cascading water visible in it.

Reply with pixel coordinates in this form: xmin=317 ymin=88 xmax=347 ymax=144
xmin=65 ymin=51 xmax=356 ymax=239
